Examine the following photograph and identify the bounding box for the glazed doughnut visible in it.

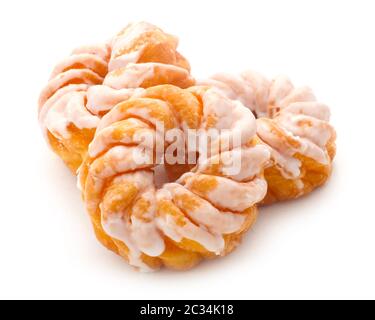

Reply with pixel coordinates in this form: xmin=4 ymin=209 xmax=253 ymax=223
xmin=199 ymin=71 xmax=336 ymax=204
xmin=78 ymin=85 xmax=271 ymax=271
xmin=38 ymin=22 xmax=194 ymax=173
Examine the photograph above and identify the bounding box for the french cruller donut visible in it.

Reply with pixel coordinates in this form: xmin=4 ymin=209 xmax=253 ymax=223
xmin=78 ymin=85 xmax=271 ymax=271
xmin=38 ymin=23 xmax=337 ymax=272
xmin=199 ymin=71 xmax=336 ymax=204
xmin=38 ymin=22 xmax=194 ymax=173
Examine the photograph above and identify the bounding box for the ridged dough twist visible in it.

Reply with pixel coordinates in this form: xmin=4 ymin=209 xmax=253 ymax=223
xmin=78 ymin=85 xmax=270 ymax=271
xmin=38 ymin=23 xmax=337 ymax=272
xmin=38 ymin=22 xmax=194 ymax=173
xmin=199 ymin=71 xmax=336 ymax=204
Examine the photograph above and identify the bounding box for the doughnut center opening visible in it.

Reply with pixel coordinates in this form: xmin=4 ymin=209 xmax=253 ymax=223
xmin=153 ymin=163 xmax=195 ymax=189
xmin=251 ymin=108 xmax=277 ymax=120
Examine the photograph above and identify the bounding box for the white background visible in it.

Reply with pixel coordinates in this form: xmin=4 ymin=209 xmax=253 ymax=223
xmin=0 ymin=0 xmax=374 ymax=300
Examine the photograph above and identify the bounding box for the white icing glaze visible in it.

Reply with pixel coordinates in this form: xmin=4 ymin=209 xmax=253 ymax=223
xmin=39 ymin=23 xmax=158 ymax=144
xmin=267 ymin=146 xmax=302 ymax=179
xmin=199 ymin=71 xmax=271 ymax=117
xmin=277 ymin=113 xmax=332 ymax=147
xmin=157 ymin=214 xmax=225 ymax=255
xmin=101 ymin=171 xmax=167 ymax=272
xmin=163 ymin=183 xmax=246 ymax=234
xmin=44 ymin=91 xmax=99 ymax=139
xmin=110 ymin=22 xmax=156 ymax=60
xmin=39 ymin=67 xmax=104 ymax=139
xmin=40 ymin=22 xmax=189 ymax=151
xmin=201 ymin=89 xmax=256 ymax=153
xmin=196 ymin=145 xmax=271 ymax=182
xmin=108 ymin=48 xmax=144 ymax=72
xmin=268 ymin=75 xmax=294 ymax=108
xmin=295 ymin=179 xmax=305 ymax=191
xmin=88 ymin=118 xmax=152 ymax=158
xmin=283 ymin=101 xmax=331 ymax=121
xmin=50 ymin=53 xmax=108 ymax=80
xmin=39 ymin=84 xmax=89 ymax=133
xmin=155 ymin=187 xmax=226 ymax=255
xmin=278 ymin=86 xmax=316 ymax=109
xmin=184 ymin=174 xmax=267 ymax=212
xmin=108 ymin=21 xmax=175 ymax=71
xmin=72 ymin=44 xmax=110 ymax=62
xmin=89 ymin=145 xmax=153 ymax=179
xmin=86 ymin=85 xmax=144 ymax=115
xmin=104 ymin=63 xmax=154 ymax=89
xmin=104 ymin=63 xmax=189 ymax=90
xmin=202 ymin=71 xmax=335 ymax=178
xmin=102 ymin=213 xmax=154 ymax=272
xmin=240 ymin=70 xmax=270 ymax=117
xmin=156 ymin=214 xmax=225 ymax=255
xmin=96 ymin=99 xmax=178 ymax=134
xmin=130 ymin=189 xmax=165 ymax=257
xmin=198 ymin=74 xmax=255 ymax=110
xmin=39 ymin=69 xmax=103 ymax=108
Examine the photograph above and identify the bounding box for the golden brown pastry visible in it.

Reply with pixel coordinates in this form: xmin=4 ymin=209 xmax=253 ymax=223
xmin=38 ymin=22 xmax=194 ymax=173
xmin=79 ymin=85 xmax=271 ymax=271
xmin=199 ymin=71 xmax=336 ymax=204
